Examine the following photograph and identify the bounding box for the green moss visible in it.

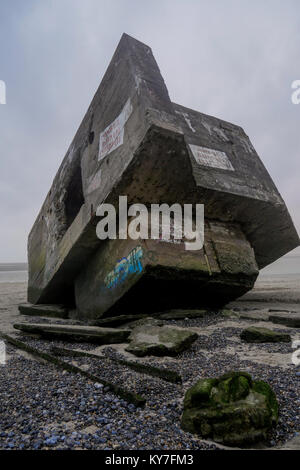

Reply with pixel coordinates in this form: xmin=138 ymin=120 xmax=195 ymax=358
xmin=252 ymin=380 xmax=279 ymax=423
xmin=221 ymin=309 xmax=240 ymax=319
xmin=211 ymin=371 xmax=251 ymax=404
xmin=30 ymin=246 xmax=46 ymax=276
xmin=184 ymin=378 xmax=217 ymax=409
xmin=218 ymin=371 xmax=252 ymax=385
xmin=213 ymin=377 xmax=232 ymax=404
xmin=241 ymin=327 xmax=291 ymax=343
xmin=181 ymin=371 xmax=279 ymax=446
xmin=233 ymin=376 xmax=250 ymax=400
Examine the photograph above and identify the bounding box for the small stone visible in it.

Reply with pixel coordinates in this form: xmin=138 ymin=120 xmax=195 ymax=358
xmin=94 ymin=383 xmax=103 ymax=389
xmin=125 ymin=325 xmax=198 ymax=357
xmin=240 ymin=326 xmax=291 ymax=343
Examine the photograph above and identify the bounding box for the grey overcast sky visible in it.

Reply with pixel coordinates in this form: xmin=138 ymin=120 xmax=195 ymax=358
xmin=0 ymin=0 xmax=299 ymax=262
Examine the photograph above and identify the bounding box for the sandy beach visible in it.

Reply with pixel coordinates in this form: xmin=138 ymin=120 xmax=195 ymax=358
xmin=0 ymin=266 xmax=299 ymax=450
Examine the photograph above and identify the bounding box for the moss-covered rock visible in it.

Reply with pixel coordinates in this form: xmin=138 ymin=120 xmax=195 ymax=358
xmin=181 ymin=371 xmax=279 ymax=446
xmin=240 ymin=326 xmax=291 ymax=343
xmin=125 ymin=325 xmax=198 ymax=357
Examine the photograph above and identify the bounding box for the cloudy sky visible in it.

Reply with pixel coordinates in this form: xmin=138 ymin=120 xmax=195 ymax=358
xmin=0 ymin=0 xmax=299 ymax=262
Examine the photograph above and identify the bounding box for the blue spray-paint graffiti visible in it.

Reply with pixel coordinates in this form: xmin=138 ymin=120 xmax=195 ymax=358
xmin=104 ymin=246 xmax=143 ymax=289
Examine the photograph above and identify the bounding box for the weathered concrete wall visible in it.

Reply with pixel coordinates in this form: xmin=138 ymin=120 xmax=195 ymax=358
xmin=28 ymin=34 xmax=178 ymax=304
xmin=173 ymin=103 xmax=299 ymax=268
xmin=74 ymin=221 xmax=258 ymax=319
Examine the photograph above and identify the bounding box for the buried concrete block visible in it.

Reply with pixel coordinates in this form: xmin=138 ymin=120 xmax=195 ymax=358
xmin=269 ymin=313 xmax=300 ymax=328
xmin=122 ymin=317 xmax=164 ymax=329
xmin=13 ymin=323 xmax=130 ymax=344
xmin=125 ymin=324 xmax=198 ymax=357
xmin=50 ymin=345 xmax=182 ymax=384
xmin=90 ymin=314 xmax=151 ymax=328
xmin=1 ymin=333 xmax=145 ymax=407
xmin=157 ymin=310 xmax=208 ymax=321
xmin=18 ymin=304 xmax=68 ymax=319
xmin=240 ymin=326 xmax=291 ymax=343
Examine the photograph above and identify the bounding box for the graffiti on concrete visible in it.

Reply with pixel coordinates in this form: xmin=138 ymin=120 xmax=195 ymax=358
xmin=104 ymin=246 xmax=143 ymax=289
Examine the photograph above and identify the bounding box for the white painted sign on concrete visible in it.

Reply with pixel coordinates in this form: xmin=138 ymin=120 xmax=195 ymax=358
xmin=189 ymin=144 xmax=234 ymax=171
xmin=98 ymin=99 xmax=132 ymax=161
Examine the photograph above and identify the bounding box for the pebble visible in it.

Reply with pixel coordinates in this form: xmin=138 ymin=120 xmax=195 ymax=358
xmin=1 ymin=312 xmax=299 ymax=450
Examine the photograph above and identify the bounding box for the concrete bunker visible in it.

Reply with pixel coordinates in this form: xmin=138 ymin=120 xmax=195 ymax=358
xmin=64 ymin=161 xmax=84 ymax=231
xmin=26 ymin=34 xmax=299 ymax=321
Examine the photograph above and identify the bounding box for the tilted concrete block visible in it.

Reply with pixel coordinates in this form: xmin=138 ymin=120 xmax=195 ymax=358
xmin=27 ymin=34 xmax=299 ymax=320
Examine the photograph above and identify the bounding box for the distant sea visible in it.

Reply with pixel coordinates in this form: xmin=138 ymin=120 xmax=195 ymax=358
xmin=0 ymin=263 xmax=28 ymax=283
xmin=0 ymin=254 xmax=299 ymax=284
xmin=259 ymin=254 xmax=300 ymax=278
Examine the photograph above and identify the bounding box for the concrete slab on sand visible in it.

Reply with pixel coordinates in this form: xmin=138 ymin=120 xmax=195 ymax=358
xmin=228 ymin=277 xmax=300 ymax=328
xmin=181 ymin=318 xmax=300 ymax=369
xmin=18 ymin=303 xmax=68 ymax=319
xmin=240 ymin=326 xmax=291 ymax=343
xmin=13 ymin=322 xmax=130 ymax=344
xmin=1 ymin=281 xmax=299 ymax=370
xmin=269 ymin=313 xmax=300 ymax=328
xmin=125 ymin=324 xmax=198 ymax=357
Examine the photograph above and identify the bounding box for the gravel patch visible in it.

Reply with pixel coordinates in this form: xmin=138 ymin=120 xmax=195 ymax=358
xmin=1 ymin=312 xmax=299 ymax=450
xmin=0 ymin=343 xmax=216 ymax=450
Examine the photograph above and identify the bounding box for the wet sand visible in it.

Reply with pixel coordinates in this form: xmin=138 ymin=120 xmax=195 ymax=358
xmin=240 ymin=273 xmax=300 ymax=305
xmin=0 ymin=282 xmax=27 ymax=334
